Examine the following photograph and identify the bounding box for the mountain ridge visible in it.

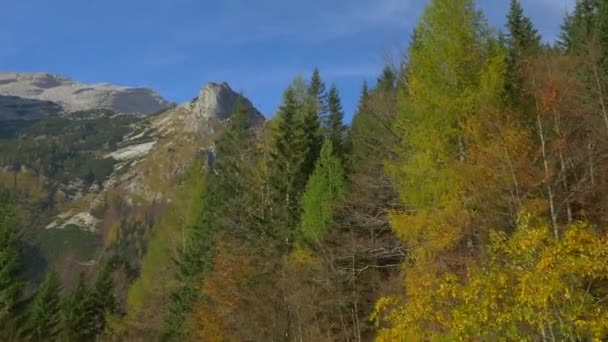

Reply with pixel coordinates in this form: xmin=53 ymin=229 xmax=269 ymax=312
xmin=0 ymin=72 xmax=175 ymax=118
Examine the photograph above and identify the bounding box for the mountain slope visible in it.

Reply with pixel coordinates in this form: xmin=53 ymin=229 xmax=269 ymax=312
xmin=0 ymin=80 xmax=263 ymax=286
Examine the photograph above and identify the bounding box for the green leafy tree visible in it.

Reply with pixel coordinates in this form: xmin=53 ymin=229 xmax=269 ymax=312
xmin=28 ymin=271 xmax=62 ymax=340
xmin=298 ymin=140 xmax=345 ymax=244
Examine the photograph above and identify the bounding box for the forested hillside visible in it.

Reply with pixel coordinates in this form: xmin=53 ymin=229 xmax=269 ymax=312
xmin=3 ymin=0 xmax=608 ymax=340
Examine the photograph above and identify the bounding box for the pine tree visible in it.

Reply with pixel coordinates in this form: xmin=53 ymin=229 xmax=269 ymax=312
xmin=300 ymin=95 xmax=323 ymax=188
xmin=376 ymin=66 xmax=396 ymax=93
xmin=597 ymin=0 xmax=608 ymax=72
xmin=0 ymin=192 xmax=23 ymax=332
xmin=62 ymin=272 xmax=89 ymax=341
xmin=505 ymin=0 xmax=541 ymax=99
xmin=506 ymin=0 xmax=541 ymax=55
xmin=163 ymin=101 xmax=259 ymax=339
xmin=326 ymin=84 xmax=346 ymax=158
xmin=269 ymin=87 xmax=309 ymax=242
xmin=350 ymin=76 xmax=398 ymax=169
xmin=28 ymin=271 xmax=62 ymax=340
xmin=211 ymin=99 xmax=259 ymax=237
xmin=559 ymin=0 xmax=598 ymax=53
xmin=298 ymin=140 xmax=345 ymax=244
xmin=267 ymin=78 xmax=324 ymax=244
xmin=308 ymin=67 xmax=327 ymax=121
xmin=81 ymin=261 xmax=116 ymax=338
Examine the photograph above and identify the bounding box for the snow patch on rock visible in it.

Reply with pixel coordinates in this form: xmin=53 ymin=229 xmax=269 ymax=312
xmin=46 ymin=212 xmax=100 ymax=232
xmin=106 ymin=141 xmax=157 ymax=161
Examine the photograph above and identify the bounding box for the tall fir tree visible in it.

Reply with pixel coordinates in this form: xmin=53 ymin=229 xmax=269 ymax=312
xmin=505 ymin=0 xmax=541 ymax=99
xmin=163 ymin=100 xmax=259 ymax=339
xmin=326 ymin=84 xmax=346 ymax=158
xmin=300 ymin=94 xmax=323 ymax=188
xmin=597 ymin=0 xmax=608 ymax=73
xmin=163 ymin=178 xmax=214 ymax=340
xmin=308 ymin=67 xmax=328 ymax=122
xmin=62 ymin=272 xmax=89 ymax=341
xmin=0 ymin=191 xmax=23 ymax=334
xmin=298 ymin=140 xmax=345 ymax=244
xmin=376 ymin=66 xmax=396 ymax=93
xmin=269 ymin=87 xmax=309 ymax=242
xmin=506 ymin=0 xmax=541 ymax=55
xmin=81 ymin=261 xmax=116 ymax=339
xmin=28 ymin=270 xmax=62 ymax=340
xmin=559 ymin=0 xmax=598 ymax=53
xmin=211 ymin=99 xmax=259 ymax=237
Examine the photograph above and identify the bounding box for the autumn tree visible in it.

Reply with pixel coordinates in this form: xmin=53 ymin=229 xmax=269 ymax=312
xmin=374 ymin=216 xmax=608 ymax=340
xmin=378 ymin=0 xmax=507 ymax=337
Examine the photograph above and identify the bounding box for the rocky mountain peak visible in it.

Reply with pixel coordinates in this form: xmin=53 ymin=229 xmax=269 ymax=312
xmin=0 ymin=72 xmax=175 ymax=118
xmin=167 ymin=82 xmax=263 ymax=135
xmin=189 ymin=82 xmax=260 ymax=120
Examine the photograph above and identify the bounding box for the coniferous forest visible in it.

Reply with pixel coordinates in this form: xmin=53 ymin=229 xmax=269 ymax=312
xmin=3 ymin=0 xmax=608 ymax=340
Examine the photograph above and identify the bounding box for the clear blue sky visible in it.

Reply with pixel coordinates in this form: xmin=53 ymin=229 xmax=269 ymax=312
xmin=1 ymin=0 xmax=573 ymax=120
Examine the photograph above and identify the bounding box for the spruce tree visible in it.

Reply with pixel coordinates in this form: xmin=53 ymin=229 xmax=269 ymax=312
xmin=80 ymin=261 xmax=116 ymax=339
xmin=559 ymin=0 xmax=598 ymax=53
xmin=164 ymin=101 xmax=258 ymax=339
xmin=269 ymin=86 xmax=311 ymax=242
xmin=28 ymin=271 xmax=62 ymax=340
xmin=376 ymin=66 xmax=396 ymax=93
xmin=505 ymin=0 xmax=541 ymax=101
xmin=308 ymin=67 xmax=327 ymax=121
xmin=506 ymin=0 xmax=541 ymax=55
xmin=211 ymin=99 xmax=259 ymax=236
xmin=63 ymin=272 xmax=88 ymax=341
xmin=597 ymin=0 xmax=608 ymax=72
xmin=361 ymin=80 xmax=370 ymax=105
xmin=298 ymin=140 xmax=345 ymax=244
xmin=326 ymin=84 xmax=346 ymax=158
xmin=0 ymin=192 xmax=23 ymax=332
xmin=300 ymin=93 xmax=323 ymax=188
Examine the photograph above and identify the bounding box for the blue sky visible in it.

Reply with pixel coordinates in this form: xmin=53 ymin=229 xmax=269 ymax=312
xmin=1 ymin=0 xmax=574 ymax=120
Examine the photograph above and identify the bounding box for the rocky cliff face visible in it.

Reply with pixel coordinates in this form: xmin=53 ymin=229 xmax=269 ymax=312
xmin=35 ymin=81 xmax=262 ymax=227
xmin=169 ymin=82 xmax=264 ymax=135
xmin=0 ymin=72 xmax=174 ymax=118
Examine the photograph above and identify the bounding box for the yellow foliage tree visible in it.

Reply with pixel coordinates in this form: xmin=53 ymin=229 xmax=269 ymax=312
xmin=374 ymin=216 xmax=608 ymax=340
